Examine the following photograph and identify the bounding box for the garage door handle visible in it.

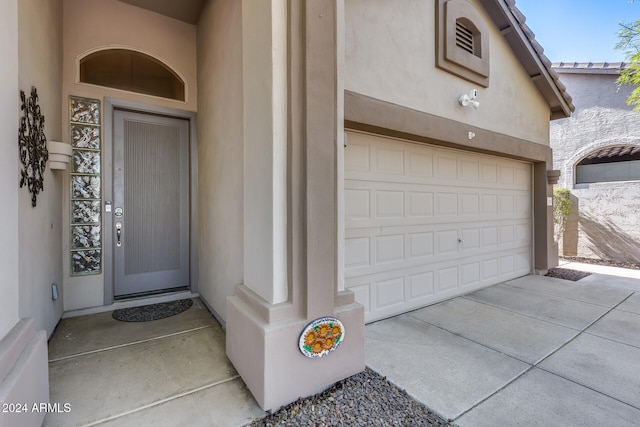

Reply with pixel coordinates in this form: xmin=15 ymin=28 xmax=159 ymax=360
xmin=458 ymin=238 xmax=464 ymax=243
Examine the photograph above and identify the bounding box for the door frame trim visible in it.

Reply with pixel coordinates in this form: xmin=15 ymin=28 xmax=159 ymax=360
xmin=103 ymin=98 xmax=198 ymax=305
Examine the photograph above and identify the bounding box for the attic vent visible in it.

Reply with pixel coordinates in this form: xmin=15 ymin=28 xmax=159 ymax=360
xmin=456 ymin=21 xmax=475 ymax=54
xmin=456 ymin=19 xmax=481 ymax=57
xmin=436 ymin=0 xmax=490 ymax=86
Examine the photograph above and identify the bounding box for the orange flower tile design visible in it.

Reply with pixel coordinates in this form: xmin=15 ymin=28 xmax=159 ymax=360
xmin=299 ymin=317 xmax=345 ymax=358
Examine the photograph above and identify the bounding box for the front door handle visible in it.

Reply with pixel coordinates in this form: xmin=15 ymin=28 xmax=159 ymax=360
xmin=116 ymin=222 xmax=122 ymax=247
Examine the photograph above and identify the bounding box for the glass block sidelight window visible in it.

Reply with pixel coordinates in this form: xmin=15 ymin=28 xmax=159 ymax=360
xmin=69 ymin=96 xmax=102 ymax=275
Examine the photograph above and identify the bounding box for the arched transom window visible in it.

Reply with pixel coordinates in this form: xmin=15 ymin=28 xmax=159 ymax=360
xmin=80 ymin=49 xmax=185 ymax=101
xmin=576 ymin=145 xmax=640 ymax=184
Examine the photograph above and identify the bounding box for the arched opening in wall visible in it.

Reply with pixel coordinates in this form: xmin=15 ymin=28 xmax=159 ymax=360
xmin=575 ymin=144 xmax=640 ymax=184
xmin=80 ymin=49 xmax=185 ymax=101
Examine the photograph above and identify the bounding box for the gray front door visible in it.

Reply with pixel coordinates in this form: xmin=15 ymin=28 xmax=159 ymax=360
xmin=113 ymin=110 xmax=190 ymax=298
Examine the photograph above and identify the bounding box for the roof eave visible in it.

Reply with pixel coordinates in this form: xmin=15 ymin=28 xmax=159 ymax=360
xmin=478 ymin=0 xmax=574 ymax=120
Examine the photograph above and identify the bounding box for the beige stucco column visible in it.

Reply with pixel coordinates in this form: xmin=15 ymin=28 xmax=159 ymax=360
xmin=241 ymin=0 xmax=288 ymax=304
xmin=533 ymin=161 xmax=557 ymax=272
xmin=227 ymin=0 xmax=365 ymax=411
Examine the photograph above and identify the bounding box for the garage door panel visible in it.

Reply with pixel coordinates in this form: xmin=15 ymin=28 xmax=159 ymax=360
xmin=345 ymin=188 xmax=371 ymax=220
xmin=434 ymin=153 xmax=458 ymax=179
xmin=499 ymin=225 xmax=515 ymax=244
xmin=436 ymin=192 xmax=458 ymax=215
xmin=482 ymin=258 xmax=499 ymax=280
xmin=515 ymin=194 xmax=531 ymax=214
xmin=499 ymin=165 xmax=515 ymax=185
xmin=407 ymin=150 xmax=434 ymax=177
xmin=515 ymin=224 xmax=530 ymax=244
xmin=345 ymin=237 xmax=370 ymax=268
xmin=375 ymin=234 xmax=405 ymax=264
xmin=347 ymin=247 xmax=524 ymax=284
xmin=408 ymin=191 xmax=434 ymax=217
xmin=345 ymin=222 xmax=529 ymax=279
xmin=515 ymin=250 xmax=531 ymax=273
xmin=482 ymin=226 xmax=499 ymax=247
xmin=344 ymin=138 xmax=370 ymax=172
xmin=437 ymin=230 xmax=459 ymax=254
xmin=345 ymin=183 xmax=528 ymax=227
xmin=346 ymin=214 xmax=528 ymax=229
xmin=408 ymin=231 xmax=434 ymax=258
xmin=480 ymin=162 xmax=498 ymax=183
xmin=501 ymin=254 xmax=518 ymax=275
xmin=375 ymin=190 xmax=404 ymax=217
xmin=460 ymin=159 xmax=480 ymax=182
xmin=375 ymin=277 xmax=405 ymax=309
xmin=460 ymin=193 xmax=480 ymax=215
xmin=499 ymin=194 xmax=515 ymax=213
xmin=462 ymin=262 xmax=481 ymax=286
xmin=460 ymin=228 xmax=480 ymax=249
xmin=347 ymin=169 xmax=526 ymax=190
xmin=345 ymin=132 xmax=532 ymax=322
xmin=348 ymin=250 xmax=530 ymax=322
xmin=437 ymin=267 xmax=459 ymax=292
xmin=515 ymin=167 xmax=530 ymax=187
xmin=375 ymin=146 xmax=404 ymax=174
xmin=408 ymin=272 xmax=435 ymax=299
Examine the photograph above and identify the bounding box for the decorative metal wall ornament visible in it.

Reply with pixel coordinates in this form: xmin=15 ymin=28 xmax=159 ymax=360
xmin=18 ymin=86 xmax=48 ymax=207
xmin=298 ymin=317 xmax=345 ymax=358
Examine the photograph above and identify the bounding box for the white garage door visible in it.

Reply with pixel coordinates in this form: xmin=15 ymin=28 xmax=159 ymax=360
xmin=344 ymin=132 xmax=532 ymax=323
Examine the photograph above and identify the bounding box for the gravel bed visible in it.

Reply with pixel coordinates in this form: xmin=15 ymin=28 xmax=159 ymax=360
xmin=545 ymin=268 xmax=591 ymax=281
xmin=247 ymin=368 xmax=456 ymax=427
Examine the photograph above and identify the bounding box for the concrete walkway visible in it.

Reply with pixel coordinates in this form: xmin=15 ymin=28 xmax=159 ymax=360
xmin=44 ymin=298 xmax=265 ymax=426
xmin=559 ymin=259 xmax=640 ymax=281
xmin=45 ymin=267 xmax=640 ymax=425
xmin=366 ymin=274 xmax=640 ymax=426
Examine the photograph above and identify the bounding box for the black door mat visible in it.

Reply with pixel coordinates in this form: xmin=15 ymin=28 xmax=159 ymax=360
xmin=112 ymin=298 xmax=193 ymax=322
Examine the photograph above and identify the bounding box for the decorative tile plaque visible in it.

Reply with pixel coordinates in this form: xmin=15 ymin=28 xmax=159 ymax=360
xmin=299 ymin=317 xmax=345 ymax=359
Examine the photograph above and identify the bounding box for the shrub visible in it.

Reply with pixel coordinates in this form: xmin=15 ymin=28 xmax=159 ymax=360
xmin=553 ymin=187 xmax=572 ymax=240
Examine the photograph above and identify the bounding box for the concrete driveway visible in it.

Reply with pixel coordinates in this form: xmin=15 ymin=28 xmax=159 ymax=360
xmin=366 ymin=274 xmax=640 ymax=426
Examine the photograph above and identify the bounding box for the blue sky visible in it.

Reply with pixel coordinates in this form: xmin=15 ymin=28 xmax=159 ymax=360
xmin=515 ymin=0 xmax=638 ymax=63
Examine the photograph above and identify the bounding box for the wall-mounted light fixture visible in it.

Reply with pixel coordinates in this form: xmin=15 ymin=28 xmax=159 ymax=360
xmin=48 ymin=141 xmax=72 ymax=171
xmin=458 ymin=89 xmax=480 ymax=110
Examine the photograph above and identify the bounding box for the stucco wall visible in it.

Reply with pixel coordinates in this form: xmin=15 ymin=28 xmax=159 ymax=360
xmin=18 ymin=0 xmax=64 ymax=337
xmin=0 ymin=0 xmax=20 ymax=340
xmin=196 ymin=0 xmax=244 ymax=322
xmin=344 ymin=0 xmax=551 ymax=145
xmin=552 ymin=70 xmax=640 ymax=262
xmin=62 ymin=0 xmax=197 ymax=311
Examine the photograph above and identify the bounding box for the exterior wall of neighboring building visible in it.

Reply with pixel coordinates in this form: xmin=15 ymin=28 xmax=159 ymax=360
xmin=552 ymin=64 xmax=640 ymax=263
xmin=344 ymin=0 xmax=551 ymax=145
xmin=196 ymin=0 xmax=244 ymax=322
xmin=61 ymin=0 xmax=198 ymax=311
